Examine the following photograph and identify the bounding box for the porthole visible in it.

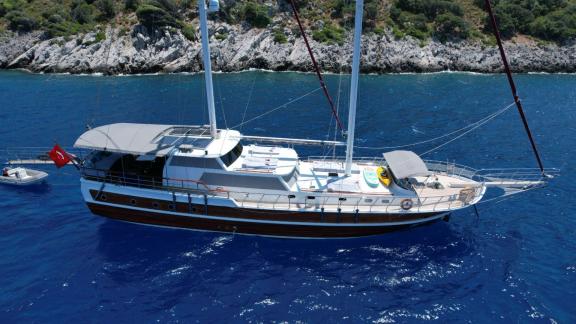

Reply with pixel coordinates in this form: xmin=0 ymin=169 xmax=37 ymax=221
xmin=130 ymin=199 xmax=137 ymax=206
xmin=152 ymin=202 xmax=159 ymax=209
xmin=100 ymin=194 xmax=107 ymax=201
xmin=365 ymin=198 xmax=373 ymax=203
xmin=168 ymin=204 xmax=175 ymax=210
xmin=381 ymin=199 xmax=390 ymax=203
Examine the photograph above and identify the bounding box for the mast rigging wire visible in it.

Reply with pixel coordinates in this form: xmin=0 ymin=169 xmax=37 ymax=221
xmin=288 ymin=0 xmax=344 ymax=133
xmin=239 ymin=75 xmax=257 ymax=132
xmin=484 ymin=0 xmax=545 ymax=173
xmin=231 ymin=87 xmax=322 ymax=129
xmin=419 ymin=102 xmax=515 ymax=156
xmin=356 ymin=102 xmax=515 ymax=151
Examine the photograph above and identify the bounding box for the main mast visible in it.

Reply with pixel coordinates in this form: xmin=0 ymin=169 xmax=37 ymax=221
xmin=345 ymin=0 xmax=364 ymax=176
xmin=198 ymin=0 xmax=218 ymax=138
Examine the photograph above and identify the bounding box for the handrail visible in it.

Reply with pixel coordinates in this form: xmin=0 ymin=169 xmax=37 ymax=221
xmin=80 ymin=166 xmax=488 ymax=213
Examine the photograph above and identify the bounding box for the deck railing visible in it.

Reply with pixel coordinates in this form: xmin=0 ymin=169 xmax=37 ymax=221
xmin=308 ymin=156 xmax=555 ymax=189
xmin=81 ymin=167 xmax=486 ymax=213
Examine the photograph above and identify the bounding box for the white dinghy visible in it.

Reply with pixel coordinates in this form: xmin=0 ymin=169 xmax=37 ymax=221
xmin=0 ymin=167 xmax=48 ymax=186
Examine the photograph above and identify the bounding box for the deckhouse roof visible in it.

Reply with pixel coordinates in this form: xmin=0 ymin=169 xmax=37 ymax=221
xmin=383 ymin=150 xmax=432 ymax=179
xmin=74 ymin=123 xmax=240 ymax=157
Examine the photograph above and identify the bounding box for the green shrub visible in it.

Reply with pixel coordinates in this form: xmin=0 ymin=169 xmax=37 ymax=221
xmin=118 ymin=26 xmax=129 ymax=36
xmin=136 ymin=3 xmax=180 ymax=27
xmin=95 ymin=30 xmax=105 ymax=41
xmin=0 ymin=0 xmax=27 ymax=15
xmin=484 ymin=2 xmax=534 ymax=38
xmin=242 ymin=2 xmax=270 ymax=28
xmin=435 ymin=12 xmax=469 ymax=41
xmin=374 ymin=26 xmax=385 ymax=35
xmin=95 ymin=0 xmax=116 ymax=20
xmin=149 ymin=0 xmax=178 ymax=16
xmin=179 ymin=0 xmax=193 ymax=10
xmin=72 ymin=3 xmax=96 ymax=24
xmin=273 ymin=28 xmax=287 ymax=43
xmin=124 ymin=0 xmax=139 ymax=11
xmin=46 ymin=20 xmax=83 ymax=37
xmin=392 ymin=25 xmax=405 ymax=38
xmin=181 ymin=23 xmax=195 ymax=41
xmin=391 ymin=0 xmax=465 ymax=40
xmin=215 ymin=32 xmax=227 ymax=41
xmin=364 ymin=1 xmax=378 ymax=20
xmin=312 ymin=23 xmax=345 ymax=44
xmin=528 ymin=8 xmax=576 ymax=42
xmin=395 ymin=0 xmax=463 ymax=19
xmin=396 ymin=11 xmax=429 ymax=39
xmin=329 ymin=0 xmax=349 ymax=19
xmin=475 ymin=0 xmax=574 ymax=42
xmin=5 ymin=10 xmax=37 ymax=31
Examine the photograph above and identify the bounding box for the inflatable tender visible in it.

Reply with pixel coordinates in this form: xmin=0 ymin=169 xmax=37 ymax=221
xmin=362 ymin=167 xmax=380 ymax=188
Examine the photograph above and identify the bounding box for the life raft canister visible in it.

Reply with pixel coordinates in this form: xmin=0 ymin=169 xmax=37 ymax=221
xmin=400 ymin=198 xmax=413 ymax=210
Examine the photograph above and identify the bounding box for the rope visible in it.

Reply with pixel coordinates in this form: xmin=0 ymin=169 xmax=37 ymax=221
xmin=356 ymin=102 xmax=516 ymax=151
xmin=231 ymin=87 xmax=322 ymax=129
xmin=215 ymin=76 xmax=228 ymax=129
xmin=419 ymin=102 xmax=515 ymax=156
xmin=239 ymin=75 xmax=257 ymax=132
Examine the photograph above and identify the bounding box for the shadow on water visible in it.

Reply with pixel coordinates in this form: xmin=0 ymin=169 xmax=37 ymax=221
xmin=93 ymin=217 xmax=480 ymax=319
xmin=96 ymin=217 xmax=476 ymax=282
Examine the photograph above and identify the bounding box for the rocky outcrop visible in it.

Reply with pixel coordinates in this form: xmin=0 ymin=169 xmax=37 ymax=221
xmin=0 ymin=31 xmax=45 ymax=68
xmin=1 ymin=24 xmax=575 ymax=74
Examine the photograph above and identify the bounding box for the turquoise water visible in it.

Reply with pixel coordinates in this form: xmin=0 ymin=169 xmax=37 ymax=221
xmin=0 ymin=70 xmax=575 ymax=322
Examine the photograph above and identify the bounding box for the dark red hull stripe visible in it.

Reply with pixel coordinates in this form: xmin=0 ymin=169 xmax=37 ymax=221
xmin=89 ymin=190 xmax=443 ymax=224
xmin=87 ymin=203 xmax=442 ymax=238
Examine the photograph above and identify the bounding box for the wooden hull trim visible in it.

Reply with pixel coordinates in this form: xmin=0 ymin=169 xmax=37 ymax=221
xmin=89 ymin=190 xmax=445 ymax=225
xmin=87 ymin=203 xmax=449 ymax=238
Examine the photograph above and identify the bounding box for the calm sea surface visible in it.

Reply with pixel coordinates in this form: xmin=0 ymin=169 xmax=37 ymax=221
xmin=0 ymin=70 xmax=574 ymax=322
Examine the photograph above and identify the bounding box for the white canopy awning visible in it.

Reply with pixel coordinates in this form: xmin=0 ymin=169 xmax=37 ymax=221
xmin=383 ymin=150 xmax=431 ymax=179
xmin=74 ymin=123 xmax=178 ymax=156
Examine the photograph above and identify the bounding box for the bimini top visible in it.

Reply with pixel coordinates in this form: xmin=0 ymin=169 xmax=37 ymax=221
xmin=383 ymin=150 xmax=432 ymax=179
xmin=74 ymin=123 xmax=237 ymax=157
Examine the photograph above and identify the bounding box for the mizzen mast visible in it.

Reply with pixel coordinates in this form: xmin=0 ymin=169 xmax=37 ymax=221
xmin=198 ymin=0 xmax=219 ymax=138
xmin=345 ymin=0 xmax=364 ymax=176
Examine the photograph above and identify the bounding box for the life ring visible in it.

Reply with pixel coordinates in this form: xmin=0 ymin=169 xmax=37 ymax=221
xmin=400 ymin=199 xmax=413 ymax=210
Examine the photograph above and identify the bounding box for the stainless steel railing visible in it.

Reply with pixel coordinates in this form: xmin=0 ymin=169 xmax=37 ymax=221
xmin=81 ymin=167 xmax=485 ymax=213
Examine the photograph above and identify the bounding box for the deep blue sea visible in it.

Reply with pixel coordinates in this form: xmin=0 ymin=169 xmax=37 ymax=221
xmin=0 ymin=70 xmax=574 ymax=322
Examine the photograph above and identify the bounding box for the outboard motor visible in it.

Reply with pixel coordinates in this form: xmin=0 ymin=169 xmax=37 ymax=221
xmin=208 ymin=0 xmax=219 ymax=12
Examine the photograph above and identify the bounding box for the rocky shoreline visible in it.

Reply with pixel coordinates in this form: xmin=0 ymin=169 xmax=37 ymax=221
xmin=1 ymin=24 xmax=575 ymax=74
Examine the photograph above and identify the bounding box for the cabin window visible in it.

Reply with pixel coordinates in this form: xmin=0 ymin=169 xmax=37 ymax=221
xmin=170 ymin=156 xmax=222 ymax=169
xmin=220 ymin=143 xmax=243 ymax=167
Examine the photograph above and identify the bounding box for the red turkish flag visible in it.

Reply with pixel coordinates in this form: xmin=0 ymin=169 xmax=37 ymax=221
xmin=48 ymin=144 xmax=71 ymax=168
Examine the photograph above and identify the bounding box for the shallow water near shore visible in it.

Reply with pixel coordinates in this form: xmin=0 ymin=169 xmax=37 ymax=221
xmin=0 ymin=70 xmax=575 ymax=322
